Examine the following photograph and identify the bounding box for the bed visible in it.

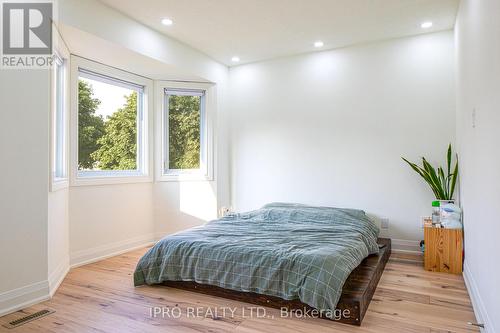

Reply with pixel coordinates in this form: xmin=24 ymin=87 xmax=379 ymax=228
xmin=134 ymin=203 xmax=390 ymax=325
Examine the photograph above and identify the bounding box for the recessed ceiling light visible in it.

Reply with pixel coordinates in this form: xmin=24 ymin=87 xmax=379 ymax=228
xmin=421 ymin=21 xmax=433 ymax=29
xmin=231 ymin=56 xmax=240 ymax=62
xmin=314 ymin=40 xmax=324 ymax=48
xmin=161 ymin=18 xmax=173 ymax=26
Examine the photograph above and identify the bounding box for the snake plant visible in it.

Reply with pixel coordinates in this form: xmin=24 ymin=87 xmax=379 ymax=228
xmin=402 ymin=144 xmax=459 ymax=200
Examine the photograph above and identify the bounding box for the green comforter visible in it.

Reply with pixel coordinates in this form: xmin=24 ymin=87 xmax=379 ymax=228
xmin=134 ymin=203 xmax=380 ymax=313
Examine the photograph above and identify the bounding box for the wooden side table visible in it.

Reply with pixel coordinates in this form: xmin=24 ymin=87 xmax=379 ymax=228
xmin=424 ymin=226 xmax=463 ymax=274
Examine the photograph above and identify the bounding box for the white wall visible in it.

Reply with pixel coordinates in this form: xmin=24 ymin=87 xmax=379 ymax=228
xmin=59 ymin=0 xmax=227 ymax=84
xmin=229 ymin=31 xmax=455 ymax=242
xmin=56 ymin=0 xmax=230 ymax=262
xmin=1 ymin=0 xmax=229 ymax=316
xmin=48 ymin=189 xmax=69 ymax=292
xmin=153 ymin=181 xmax=218 ymax=236
xmin=455 ymin=1 xmax=500 ymax=331
xmin=0 ymin=70 xmax=50 ymax=314
xmin=69 ymin=183 xmax=154 ymax=266
xmin=47 ymin=24 xmax=71 ymax=296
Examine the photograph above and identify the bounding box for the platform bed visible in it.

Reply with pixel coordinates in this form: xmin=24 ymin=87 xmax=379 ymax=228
xmin=163 ymin=238 xmax=391 ymax=326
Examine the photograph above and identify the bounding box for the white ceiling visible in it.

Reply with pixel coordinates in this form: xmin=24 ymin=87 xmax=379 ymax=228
xmin=99 ymin=0 xmax=459 ymax=66
xmin=59 ymin=24 xmax=206 ymax=81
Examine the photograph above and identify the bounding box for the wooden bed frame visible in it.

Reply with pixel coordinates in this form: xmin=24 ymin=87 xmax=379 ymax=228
xmin=163 ymin=238 xmax=391 ymax=326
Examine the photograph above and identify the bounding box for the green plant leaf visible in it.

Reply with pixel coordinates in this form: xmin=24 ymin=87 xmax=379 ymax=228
xmin=402 ymin=157 xmax=441 ymax=199
xmin=438 ymin=167 xmax=449 ymax=199
xmin=402 ymin=145 xmax=459 ymax=201
xmin=449 ymin=158 xmax=459 ymax=199
xmin=447 ymin=144 xmax=452 ymax=177
xmin=446 ymin=144 xmax=452 ymax=195
xmin=402 ymin=158 xmax=427 ymax=180
xmin=422 ymin=158 xmax=446 ymax=199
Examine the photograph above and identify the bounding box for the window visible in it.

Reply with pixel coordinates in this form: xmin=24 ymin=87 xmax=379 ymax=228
xmin=71 ymin=57 xmax=152 ymax=185
xmin=77 ymin=70 xmax=144 ymax=173
xmin=50 ymin=54 xmax=68 ymax=191
xmin=165 ymin=89 xmax=205 ymax=172
xmin=54 ymin=56 xmax=66 ymax=178
xmin=157 ymin=82 xmax=214 ymax=181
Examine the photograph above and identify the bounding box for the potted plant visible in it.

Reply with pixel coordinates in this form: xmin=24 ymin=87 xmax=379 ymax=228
xmin=402 ymin=144 xmax=459 ymax=201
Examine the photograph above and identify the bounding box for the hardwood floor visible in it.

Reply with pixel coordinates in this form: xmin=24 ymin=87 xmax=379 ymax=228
xmin=0 ymin=249 xmax=479 ymax=333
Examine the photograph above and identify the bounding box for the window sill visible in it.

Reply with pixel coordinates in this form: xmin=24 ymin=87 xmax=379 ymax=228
xmin=50 ymin=178 xmax=69 ymax=192
xmin=72 ymin=171 xmax=152 ymax=186
xmin=157 ymin=172 xmax=213 ymax=182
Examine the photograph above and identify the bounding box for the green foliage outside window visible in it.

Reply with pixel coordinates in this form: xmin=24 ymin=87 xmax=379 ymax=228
xmin=78 ymin=80 xmax=105 ymax=169
xmin=78 ymin=80 xmax=202 ymax=172
xmin=168 ymin=95 xmax=201 ymax=170
xmin=91 ymin=92 xmax=138 ymax=170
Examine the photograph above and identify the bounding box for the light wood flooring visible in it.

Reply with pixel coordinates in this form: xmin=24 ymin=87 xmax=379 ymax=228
xmin=0 ymin=249 xmax=479 ymax=333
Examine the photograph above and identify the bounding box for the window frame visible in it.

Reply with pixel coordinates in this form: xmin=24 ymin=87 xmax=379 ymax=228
xmin=70 ymin=56 xmax=153 ymax=186
xmin=155 ymin=81 xmax=215 ymax=182
xmin=50 ymin=48 xmax=69 ymax=192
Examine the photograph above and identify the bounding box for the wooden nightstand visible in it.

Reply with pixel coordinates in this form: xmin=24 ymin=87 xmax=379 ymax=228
xmin=424 ymin=226 xmax=463 ymax=274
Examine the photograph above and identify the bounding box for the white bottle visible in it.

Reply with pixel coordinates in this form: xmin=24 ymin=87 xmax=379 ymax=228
xmin=432 ymin=201 xmax=440 ymax=225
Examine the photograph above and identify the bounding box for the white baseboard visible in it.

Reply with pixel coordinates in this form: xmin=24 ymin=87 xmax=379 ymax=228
xmin=0 ymin=236 xmax=155 ymax=318
xmin=70 ymin=233 xmax=156 ymax=268
xmin=0 ymin=235 xmax=422 ymax=319
xmin=154 ymin=231 xmax=171 ymax=241
xmin=463 ymin=261 xmax=495 ymax=333
xmin=391 ymin=238 xmax=421 ymax=254
xmin=0 ymin=258 xmax=69 ymax=317
xmin=48 ymin=256 xmax=70 ymax=297
xmin=0 ymin=281 xmax=50 ymax=317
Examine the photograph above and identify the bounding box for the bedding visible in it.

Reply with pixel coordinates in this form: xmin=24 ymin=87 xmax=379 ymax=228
xmin=134 ymin=202 xmax=380 ymax=314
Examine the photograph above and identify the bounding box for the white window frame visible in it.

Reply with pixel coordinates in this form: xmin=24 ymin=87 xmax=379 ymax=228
xmin=70 ymin=56 xmax=153 ymax=186
xmin=155 ymin=81 xmax=215 ymax=182
xmin=50 ymin=45 xmax=70 ymax=191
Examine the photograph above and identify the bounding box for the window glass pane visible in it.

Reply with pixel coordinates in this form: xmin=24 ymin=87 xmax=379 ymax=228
xmin=54 ymin=59 xmax=65 ymax=178
xmin=167 ymin=94 xmax=201 ymax=170
xmin=78 ymin=73 xmax=141 ymax=171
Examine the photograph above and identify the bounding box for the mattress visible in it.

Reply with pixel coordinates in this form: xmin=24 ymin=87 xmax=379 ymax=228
xmin=134 ymin=202 xmax=380 ymax=314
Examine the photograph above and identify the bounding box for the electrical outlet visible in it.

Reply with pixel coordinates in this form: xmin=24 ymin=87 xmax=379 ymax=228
xmin=381 ymin=218 xmax=389 ymax=229
xmin=219 ymin=206 xmax=232 ymax=217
